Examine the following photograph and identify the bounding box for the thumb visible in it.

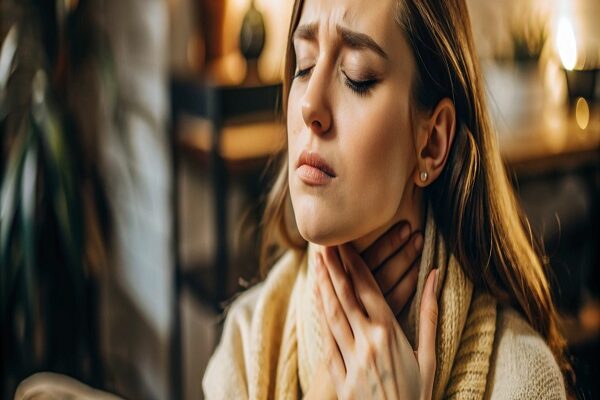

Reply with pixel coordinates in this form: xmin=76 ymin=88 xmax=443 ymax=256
xmin=417 ymin=269 xmax=438 ymax=398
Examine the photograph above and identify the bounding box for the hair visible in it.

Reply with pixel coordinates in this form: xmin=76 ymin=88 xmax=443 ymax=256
xmin=259 ymin=0 xmax=574 ymax=395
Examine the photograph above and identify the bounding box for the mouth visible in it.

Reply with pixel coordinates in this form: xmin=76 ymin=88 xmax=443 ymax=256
xmin=296 ymin=150 xmax=336 ymax=186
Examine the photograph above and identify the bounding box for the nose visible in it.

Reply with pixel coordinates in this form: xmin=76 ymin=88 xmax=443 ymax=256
xmin=301 ymin=65 xmax=332 ymax=135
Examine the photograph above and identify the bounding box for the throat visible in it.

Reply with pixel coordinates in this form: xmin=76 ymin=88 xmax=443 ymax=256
xmin=351 ymin=184 xmax=424 ymax=253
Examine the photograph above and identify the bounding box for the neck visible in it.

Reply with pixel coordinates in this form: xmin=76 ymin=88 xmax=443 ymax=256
xmin=351 ymin=184 xmax=425 ymax=253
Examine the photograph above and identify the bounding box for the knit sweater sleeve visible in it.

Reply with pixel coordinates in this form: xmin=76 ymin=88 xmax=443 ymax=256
xmin=484 ymin=306 xmax=567 ymax=400
xmin=201 ymin=283 xmax=264 ymax=400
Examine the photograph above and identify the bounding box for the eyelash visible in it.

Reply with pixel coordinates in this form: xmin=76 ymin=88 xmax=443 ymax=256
xmin=294 ymin=67 xmax=312 ymax=79
xmin=344 ymin=76 xmax=378 ymax=97
xmin=293 ymin=66 xmax=378 ymax=97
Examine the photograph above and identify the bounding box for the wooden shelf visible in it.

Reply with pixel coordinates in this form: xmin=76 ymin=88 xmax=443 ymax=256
xmin=178 ymin=115 xmax=284 ymax=162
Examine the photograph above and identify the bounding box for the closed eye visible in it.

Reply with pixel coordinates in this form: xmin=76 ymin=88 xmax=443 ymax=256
xmin=293 ymin=66 xmax=379 ymax=97
xmin=344 ymin=74 xmax=378 ymax=97
xmin=294 ymin=66 xmax=314 ymax=79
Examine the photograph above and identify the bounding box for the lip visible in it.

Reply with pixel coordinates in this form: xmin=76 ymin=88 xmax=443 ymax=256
xmin=296 ymin=150 xmax=336 ymax=186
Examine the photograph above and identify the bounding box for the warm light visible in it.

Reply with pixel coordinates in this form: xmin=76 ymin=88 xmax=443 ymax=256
xmin=575 ymin=97 xmax=590 ymax=130
xmin=543 ymin=59 xmax=567 ymax=105
xmin=556 ymin=17 xmax=577 ymax=70
xmin=64 ymin=0 xmax=78 ymax=12
xmin=223 ymin=0 xmax=293 ymax=83
xmin=186 ymin=33 xmax=205 ymax=72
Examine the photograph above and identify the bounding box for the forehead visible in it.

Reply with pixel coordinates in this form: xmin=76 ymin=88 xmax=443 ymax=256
xmin=297 ymin=0 xmax=400 ymax=48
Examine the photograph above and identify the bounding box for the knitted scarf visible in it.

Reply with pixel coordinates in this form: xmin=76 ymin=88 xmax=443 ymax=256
xmin=203 ymin=211 xmax=498 ymax=399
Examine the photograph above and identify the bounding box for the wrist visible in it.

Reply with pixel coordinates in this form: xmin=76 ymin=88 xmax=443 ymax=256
xmin=304 ymin=359 xmax=336 ymax=400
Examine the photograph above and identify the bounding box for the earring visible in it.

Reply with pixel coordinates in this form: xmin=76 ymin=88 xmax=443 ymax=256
xmin=420 ymin=171 xmax=429 ymax=182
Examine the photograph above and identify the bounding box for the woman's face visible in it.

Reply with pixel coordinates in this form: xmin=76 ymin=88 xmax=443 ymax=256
xmin=287 ymin=0 xmax=419 ymax=246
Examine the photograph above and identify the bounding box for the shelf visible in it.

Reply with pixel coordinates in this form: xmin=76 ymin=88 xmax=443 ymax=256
xmin=178 ymin=115 xmax=284 ymax=162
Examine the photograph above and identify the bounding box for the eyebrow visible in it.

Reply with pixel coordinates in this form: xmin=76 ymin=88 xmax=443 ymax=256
xmin=293 ymin=22 xmax=389 ymax=60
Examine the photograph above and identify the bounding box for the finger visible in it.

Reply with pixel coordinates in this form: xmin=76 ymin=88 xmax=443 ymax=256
xmin=374 ymin=232 xmax=423 ymax=294
xmin=362 ymin=221 xmax=412 ymax=270
xmin=316 ymin=255 xmax=355 ymax=360
xmin=338 ymin=243 xmax=388 ymax=320
xmin=384 ymin=262 xmax=419 ymax=317
xmin=314 ymin=281 xmax=346 ymax=387
xmin=321 ymin=248 xmax=366 ymax=332
xmin=390 ymin=327 xmax=421 ymax=400
xmin=417 ymin=269 xmax=438 ymax=398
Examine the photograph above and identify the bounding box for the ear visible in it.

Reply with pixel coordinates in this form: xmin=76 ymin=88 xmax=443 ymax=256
xmin=413 ymin=98 xmax=456 ymax=187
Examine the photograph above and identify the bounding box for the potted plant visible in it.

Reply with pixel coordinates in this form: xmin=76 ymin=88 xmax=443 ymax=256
xmin=0 ymin=0 xmax=115 ymax=397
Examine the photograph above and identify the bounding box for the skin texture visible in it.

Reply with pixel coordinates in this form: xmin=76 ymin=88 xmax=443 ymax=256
xmin=287 ymin=0 xmax=421 ymax=250
xmin=286 ymin=0 xmax=457 ymax=397
xmin=315 ymin=246 xmax=438 ymax=400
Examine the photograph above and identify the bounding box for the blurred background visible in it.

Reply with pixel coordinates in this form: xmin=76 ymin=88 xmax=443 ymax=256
xmin=0 ymin=0 xmax=598 ymax=399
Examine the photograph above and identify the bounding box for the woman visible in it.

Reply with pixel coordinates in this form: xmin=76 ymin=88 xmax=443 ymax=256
xmin=203 ymin=0 xmax=573 ymax=398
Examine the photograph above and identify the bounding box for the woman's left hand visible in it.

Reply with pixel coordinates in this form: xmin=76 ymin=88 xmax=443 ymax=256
xmin=314 ymin=244 xmax=438 ymax=400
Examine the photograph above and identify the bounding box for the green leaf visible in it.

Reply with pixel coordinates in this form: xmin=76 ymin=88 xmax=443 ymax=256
xmin=33 ymin=100 xmax=85 ymax=297
xmin=20 ymin=132 xmax=38 ymax=352
xmin=0 ymin=122 xmax=28 ymax=319
xmin=0 ymin=24 xmax=18 ymax=117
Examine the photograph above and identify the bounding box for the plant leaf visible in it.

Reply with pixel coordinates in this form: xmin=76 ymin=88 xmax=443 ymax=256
xmin=0 ymin=24 xmax=18 ymax=115
xmin=0 ymin=121 xmax=28 ymax=318
xmin=20 ymin=129 xmax=38 ymax=352
xmin=34 ymin=99 xmax=85 ymax=297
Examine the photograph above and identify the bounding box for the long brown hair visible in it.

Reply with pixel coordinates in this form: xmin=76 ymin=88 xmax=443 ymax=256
xmin=260 ymin=0 xmax=574 ymax=394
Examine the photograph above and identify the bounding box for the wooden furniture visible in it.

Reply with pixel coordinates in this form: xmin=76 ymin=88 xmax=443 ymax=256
xmin=171 ymin=79 xmax=282 ymax=306
xmin=498 ymin=100 xmax=600 ymax=173
xmin=169 ymin=78 xmax=282 ymax=399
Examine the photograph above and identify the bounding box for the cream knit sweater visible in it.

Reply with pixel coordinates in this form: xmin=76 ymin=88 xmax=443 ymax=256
xmin=202 ymin=214 xmax=566 ymax=399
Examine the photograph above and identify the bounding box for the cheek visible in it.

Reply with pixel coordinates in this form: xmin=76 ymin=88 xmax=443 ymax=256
xmin=339 ymin=97 xmax=414 ymax=212
xmin=286 ymin=85 xmax=303 ymax=160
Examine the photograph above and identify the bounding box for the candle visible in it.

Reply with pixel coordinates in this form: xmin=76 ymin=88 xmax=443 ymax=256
xmin=556 ymin=17 xmax=577 ymax=71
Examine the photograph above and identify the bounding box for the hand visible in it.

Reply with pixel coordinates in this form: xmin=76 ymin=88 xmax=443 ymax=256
xmin=304 ymin=223 xmax=423 ymax=400
xmin=314 ymin=244 xmax=438 ymax=400
xmin=362 ymin=222 xmax=424 ymax=317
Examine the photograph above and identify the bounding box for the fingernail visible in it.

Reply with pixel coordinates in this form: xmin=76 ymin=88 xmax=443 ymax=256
xmin=414 ymin=233 xmax=423 ymax=251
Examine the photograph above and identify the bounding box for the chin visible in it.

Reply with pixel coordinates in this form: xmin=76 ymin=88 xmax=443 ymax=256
xmin=294 ymin=214 xmax=353 ymax=247
xmin=291 ymin=191 xmax=365 ymax=246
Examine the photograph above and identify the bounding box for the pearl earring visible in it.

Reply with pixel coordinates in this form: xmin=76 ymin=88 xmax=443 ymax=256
xmin=420 ymin=171 xmax=429 ymax=182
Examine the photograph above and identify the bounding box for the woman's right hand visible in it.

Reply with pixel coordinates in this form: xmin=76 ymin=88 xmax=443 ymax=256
xmin=362 ymin=221 xmax=424 ymax=317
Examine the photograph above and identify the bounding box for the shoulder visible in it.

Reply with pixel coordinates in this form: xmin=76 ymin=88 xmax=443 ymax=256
xmin=201 ymin=279 xmax=265 ymax=399
xmin=202 ymin=250 xmax=302 ymax=398
xmin=207 ymin=248 xmax=301 ymax=353
xmin=218 ymin=249 xmax=302 ymax=330
xmin=485 ymin=305 xmax=567 ymax=400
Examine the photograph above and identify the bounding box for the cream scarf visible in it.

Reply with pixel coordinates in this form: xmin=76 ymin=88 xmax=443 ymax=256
xmin=203 ymin=211 xmax=498 ymax=399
